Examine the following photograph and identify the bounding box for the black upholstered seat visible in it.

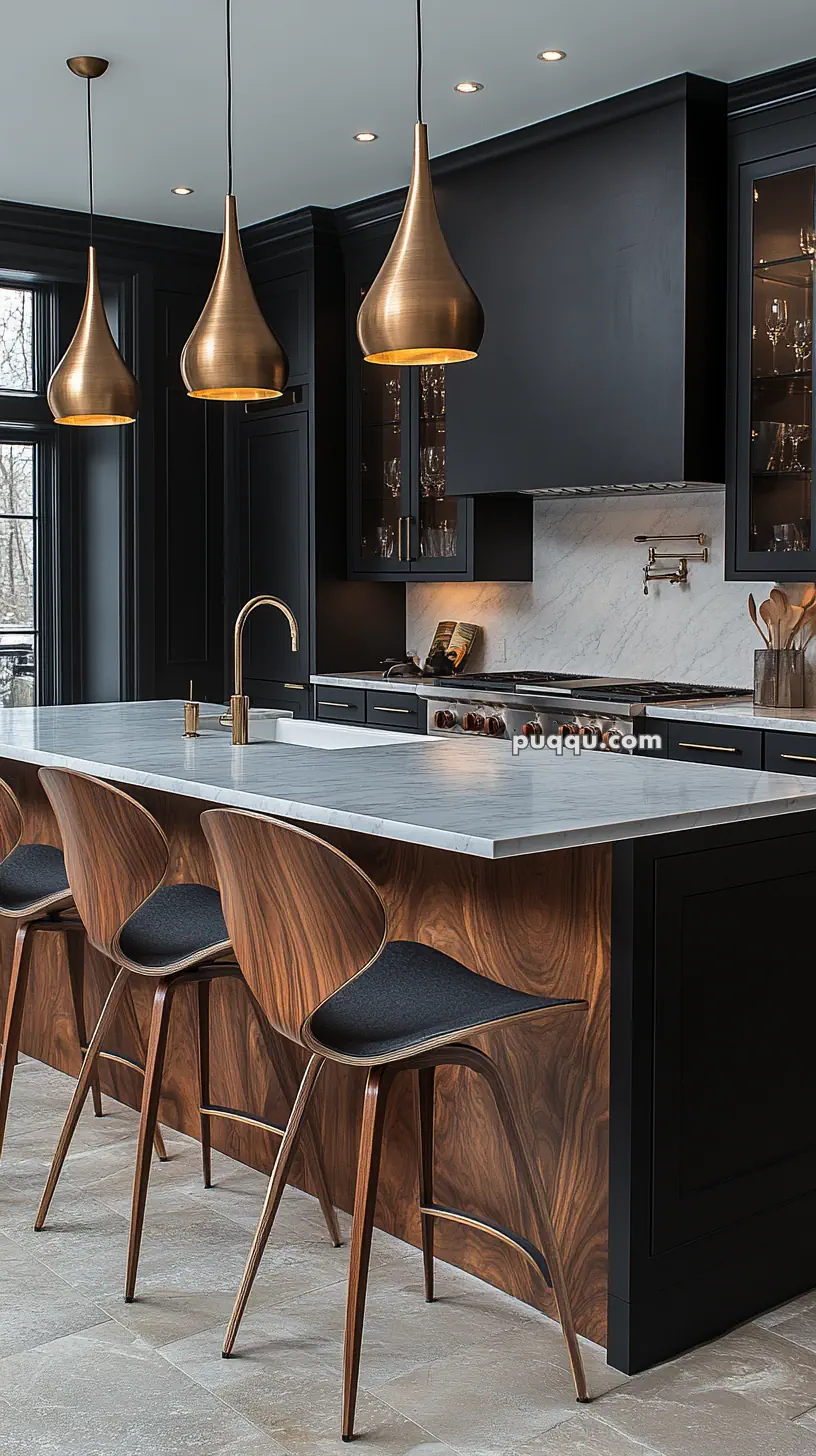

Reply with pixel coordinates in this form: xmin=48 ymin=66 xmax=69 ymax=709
xmin=117 ymin=884 xmax=231 ymax=970
xmin=0 ymin=843 xmax=70 ymax=913
xmin=308 ymin=940 xmax=579 ymax=1060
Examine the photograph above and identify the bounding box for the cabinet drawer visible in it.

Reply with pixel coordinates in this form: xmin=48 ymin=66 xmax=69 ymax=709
xmin=315 ymin=687 xmax=366 ymax=723
xmin=764 ymin=731 xmax=816 ymax=777
xmin=366 ymin=690 xmax=421 ymax=733
xmin=667 ymin=720 xmax=762 ymax=769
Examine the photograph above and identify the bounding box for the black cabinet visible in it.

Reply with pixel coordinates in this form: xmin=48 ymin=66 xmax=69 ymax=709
xmin=239 ymin=410 xmax=310 ymax=694
xmin=344 ymin=244 xmax=531 ymax=581
xmin=763 ymin=728 xmax=816 ymax=774
xmin=665 ymin=718 xmax=763 ymax=768
xmin=315 ymin=684 xmax=423 ymax=733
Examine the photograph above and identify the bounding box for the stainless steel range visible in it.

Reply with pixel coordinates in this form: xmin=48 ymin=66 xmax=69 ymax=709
xmin=421 ymin=672 xmax=752 ymax=751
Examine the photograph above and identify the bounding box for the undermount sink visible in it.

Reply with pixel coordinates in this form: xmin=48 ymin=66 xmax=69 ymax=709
xmin=198 ymin=710 xmax=438 ymax=751
xmin=250 ymin=718 xmax=444 ymax=750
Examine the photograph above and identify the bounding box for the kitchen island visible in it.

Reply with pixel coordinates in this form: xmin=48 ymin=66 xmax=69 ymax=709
xmin=3 ymin=700 xmax=816 ymax=1376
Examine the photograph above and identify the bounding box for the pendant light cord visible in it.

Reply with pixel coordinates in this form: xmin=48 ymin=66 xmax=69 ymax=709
xmin=86 ymin=77 xmax=95 ymax=246
xmin=226 ymin=0 xmax=234 ymax=195
xmin=416 ymin=0 xmax=424 ymax=122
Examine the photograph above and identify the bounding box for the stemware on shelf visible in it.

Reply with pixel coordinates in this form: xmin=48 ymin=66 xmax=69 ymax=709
xmin=375 ymin=522 xmax=395 ymax=558
xmin=800 ymin=227 xmax=816 ymax=258
xmin=793 ymin=317 xmax=812 ymax=372
xmin=383 ymin=457 xmax=401 ymax=498
xmin=765 ymin=297 xmax=789 ymax=375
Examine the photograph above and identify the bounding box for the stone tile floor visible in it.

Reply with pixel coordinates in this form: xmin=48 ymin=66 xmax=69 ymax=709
xmin=3 ymin=1057 xmax=816 ymax=1454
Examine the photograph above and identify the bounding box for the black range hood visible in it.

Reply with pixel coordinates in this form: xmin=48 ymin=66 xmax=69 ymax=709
xmin=438 ymin=75 xmax=727 ymax=497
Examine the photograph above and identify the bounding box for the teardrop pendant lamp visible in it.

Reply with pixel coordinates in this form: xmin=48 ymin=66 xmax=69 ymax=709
xmin=48 ymin=57 xmax=140 ymax=426
xmin=357 ymin=0 xmax=484 ymax=365
xmin=181 ymin=0 xmax=288 ymax=400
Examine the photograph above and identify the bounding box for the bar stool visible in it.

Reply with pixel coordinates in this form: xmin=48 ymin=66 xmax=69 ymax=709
xmin=35 ymin=768 xmax=340 ymax=1301
xmin=0 ymin=776 xmax=167 ymax=1163
xmin=202 ymin=807 xmax=590 ymax=1441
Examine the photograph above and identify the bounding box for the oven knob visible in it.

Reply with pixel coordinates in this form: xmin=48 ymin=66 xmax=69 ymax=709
xmin=522 ymin=721 xmax=542 ymax=738
xmin=559 ymin=722 xmax=581 ymax=737
xmin=433 ymin=710 xmax=455 ymax=729
xmin=485 ymin=716 xmax=505 ymax=737
xmin=462 ymin=712 xmax=485 ymax=733
xmin=602 ymin=730 xmax=621 ymax=753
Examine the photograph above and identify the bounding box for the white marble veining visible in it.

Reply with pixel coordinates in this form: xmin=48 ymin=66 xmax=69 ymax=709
xmin=407 ymin=495 xmax=780 ymax=687
xmin=644 ymin=701 xmax=816 ymax=734
xmin=2 ymin=701 xmax=816 ymax=859
xmin=311 ymin=672 xmax=420 ymax=695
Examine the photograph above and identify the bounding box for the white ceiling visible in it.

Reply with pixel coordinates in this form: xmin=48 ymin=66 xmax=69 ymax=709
xmin=3 ymin=1 xmax=816 ymax=233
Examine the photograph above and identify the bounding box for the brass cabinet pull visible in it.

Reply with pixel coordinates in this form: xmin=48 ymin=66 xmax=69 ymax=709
xmin=781 ymin=752 xmax=816 ymax=764
xmin=319 ymin=700 xmax=353 ymax=709
xmin=373 ymin=705 xmax=412 ymax=714
xmin=398 ymin=515 xmax=412 ymax=562
xmin=678 ymin=742 xmax=739 ymax=753
xmin=284 ymin=683 xmax=305 ymax=690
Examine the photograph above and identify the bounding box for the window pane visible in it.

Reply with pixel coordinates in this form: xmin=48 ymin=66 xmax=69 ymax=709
xmin=0 ymin=517 xmax=34 ymax=629
xmin=0 ymin=631 xmax=35 ymax=706
xmin=0 ymin=287 xmax=34 ymax=393
xmin=0 ymin=441 xmax=34 ymax=516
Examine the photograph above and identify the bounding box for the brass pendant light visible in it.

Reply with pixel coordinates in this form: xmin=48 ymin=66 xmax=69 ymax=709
xmin=357 ymin=0 xmax=484 ymax=365
xmin=48 ymin=57 xmax=140 ymax=426
xmin=181 ymin=0 xmax=288 ymax=400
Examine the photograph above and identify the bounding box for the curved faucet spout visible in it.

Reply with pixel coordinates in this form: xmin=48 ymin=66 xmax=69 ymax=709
xmin=231 ymin=595 xmax=299 ymax=745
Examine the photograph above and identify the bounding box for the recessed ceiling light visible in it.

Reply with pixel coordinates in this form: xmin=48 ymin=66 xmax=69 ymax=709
xmin=537 ymin=49 xmax=566 ymax=62
xmin=171 ymin=185 xmax=194 ymax=195
xmin=454 ymin=80 xmax=483 ymax=94
xmin=354 ymin=131 xmax=378 ymax=143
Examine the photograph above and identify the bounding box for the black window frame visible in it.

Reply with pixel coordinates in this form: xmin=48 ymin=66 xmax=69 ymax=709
xmin=0 ymin=276 xmax=62 ymax=704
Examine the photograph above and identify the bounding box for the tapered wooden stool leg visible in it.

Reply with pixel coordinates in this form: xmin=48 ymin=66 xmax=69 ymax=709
xmin=0 ymin=922 xmax=36 ymax=1159
xmin=247 ymin=988 xmax=340 ymax=1247
xmin=342 ymin=1065 xmax=394 ymax=1442
xmin=467 ymin=1047 xmax=588 ymax=1403
xmin=197 ymin=980 xmax=212 ymax=1189
xmin=63 ymin=927 xmax=103 ymax=1119
xmin=125 ymin=978 xmax=175 ymax=1302
xmin=120 ymin=977 xmax=168 ymax=1163
xmin=35 ymin=968 xmax=132 ymax=1228
xmin=415 ymin=1066 xmax=435 ymax=1302
xmin=223 ymin=1054 xmax=326 ymax=1357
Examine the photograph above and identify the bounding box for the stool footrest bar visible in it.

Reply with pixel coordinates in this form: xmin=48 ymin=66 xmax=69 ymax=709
xmin=419 ymin=1203 xmax=552 ymax=1287
xmin=200 ymin=1103 xmax=287 ymax=1137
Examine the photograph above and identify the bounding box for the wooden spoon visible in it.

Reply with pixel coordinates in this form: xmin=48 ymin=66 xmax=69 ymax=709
xmin=748 ymin=593 xmax=770 ymax=646
xmin=800 ymin=583 xmax=816 ymax=611
xmin=770 ymin=587 xmax=791 ymax=615
xmin=781 ymin=601 xmax=804 ymax=648
xmin=760 ymin=597 xmax=782 ymax=649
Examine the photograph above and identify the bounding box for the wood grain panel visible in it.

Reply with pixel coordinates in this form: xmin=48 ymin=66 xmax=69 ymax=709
xmin=1 ymin=758 xmax=611 ymax=1345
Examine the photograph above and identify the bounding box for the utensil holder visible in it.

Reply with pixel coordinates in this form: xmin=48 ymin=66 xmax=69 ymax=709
xmin=754 ymin=649 xmax=805 ymax=709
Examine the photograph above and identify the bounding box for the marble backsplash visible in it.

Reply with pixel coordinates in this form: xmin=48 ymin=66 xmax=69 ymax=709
xmin=406 ymin=495 xmax=785 ymax=688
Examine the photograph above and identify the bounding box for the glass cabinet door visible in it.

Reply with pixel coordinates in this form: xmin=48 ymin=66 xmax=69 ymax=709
xmin=749 ymin=166 xmax=814 ymax=558
xmin=415 ymin=366 xmax=465 ymax=572
xmin=355 ymin=353 xmax=407 ymax=572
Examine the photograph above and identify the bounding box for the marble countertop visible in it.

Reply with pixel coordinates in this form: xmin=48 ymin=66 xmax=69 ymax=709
xmin=311 ymin=672 xmax=421 ymax=695
xmin=644 ymin=701 xmax=816 ymax=734
xmin=1 ymin=701 xmax=816 ymax=859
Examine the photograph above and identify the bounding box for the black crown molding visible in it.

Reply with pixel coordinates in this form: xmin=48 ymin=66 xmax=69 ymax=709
xmin=0 ymin=197 xmax=219 ymax=263
xmin=240 ymin=204 xmax=338 ymax=262
xmin=729 ymin=56 xmax=816 ymax=116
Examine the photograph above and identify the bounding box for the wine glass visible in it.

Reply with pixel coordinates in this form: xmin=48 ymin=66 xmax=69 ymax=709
xmin=765 ymin=298 xmax=788 ymax=374
xmin=384 ymin=374 xmax=401 ymax=421
xmin=793 ymin=317 xmax=812 ymax=372
xmin=801 ymin=228 xmax=816 ymax=259
xmin=383 ymin=457 xmax=401 ymax=499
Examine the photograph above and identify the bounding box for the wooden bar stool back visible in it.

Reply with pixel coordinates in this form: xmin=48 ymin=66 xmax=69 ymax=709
xmin=202 ymin=807 xmax=589 ymax=1441
xmin=35 ymin=768 xmax=339 ymax=1302
xmin=0 ymin=774 xmax=114 ymax=1159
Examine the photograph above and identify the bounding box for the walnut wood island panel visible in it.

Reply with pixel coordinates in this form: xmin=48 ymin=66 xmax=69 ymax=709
xmin=4 ymin=701 xmax=816 ymax=1375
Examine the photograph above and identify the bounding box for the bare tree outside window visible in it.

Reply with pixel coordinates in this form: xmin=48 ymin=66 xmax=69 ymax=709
xmin=0 ymin=443 xmax=35 ymax=704
xmin=0 ymin=288 xmax=34 ymax=393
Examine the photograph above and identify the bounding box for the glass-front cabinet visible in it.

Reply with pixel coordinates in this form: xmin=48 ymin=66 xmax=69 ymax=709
xmin=348 ymin=271 xmax=531 ymax=582
xmin=732 ymin=151 xmax=816 ymax=577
